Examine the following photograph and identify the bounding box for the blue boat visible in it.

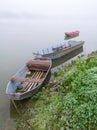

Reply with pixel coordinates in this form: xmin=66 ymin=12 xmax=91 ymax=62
xmin=6 ymin=57 xmax=52 ymax=100
xmin=33 ymin=40 xmax=84 ymax=60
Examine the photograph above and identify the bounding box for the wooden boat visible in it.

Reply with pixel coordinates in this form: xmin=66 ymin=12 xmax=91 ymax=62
xmin=33 ymin=40 xmax=84 ymax=60
xmin=65 ymin=30 xmax=80 ymax=37
xmin=6 ymin=57 xmax=52 ymax=100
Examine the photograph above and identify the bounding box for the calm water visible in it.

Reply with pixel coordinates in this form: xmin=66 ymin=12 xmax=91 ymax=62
xmin=0 ymin=18 xmax=97 ymax=129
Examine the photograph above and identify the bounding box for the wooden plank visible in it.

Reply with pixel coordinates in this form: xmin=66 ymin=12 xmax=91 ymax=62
xmin=26 ymin=60 xmax=51 ymax=66
xmin=20 ymin=71 xmax=38 ymax=92
xmin=11 ymin=77 xmax=43 ymax=83
xmin=28 ymin=66 xmax=48 ymax=71
xmin=27 ymin=71 xmax=44 ymax=91
xmin=21 ymin=71 xmax=43 ymax=92
xmin=24 ymin=71 xmax=41 ymax=91
xmin=15 ymin=70 xmax=45 ymax=93
xmin=27 ymin=71 xmax=43 ymax=91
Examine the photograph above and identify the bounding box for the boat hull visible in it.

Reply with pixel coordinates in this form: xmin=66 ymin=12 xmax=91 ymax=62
xmin=6 ymin=58 xmax=52 ymax=100
xmin=65 ymin=33 xmax=79 ymax=37
xmin=41 ymin=41 xmax=84 ymax=60
xmin=65 ymin=30 xmax=80 ymax=37
xmin=7 ymin=79 xmax=47 ymax=100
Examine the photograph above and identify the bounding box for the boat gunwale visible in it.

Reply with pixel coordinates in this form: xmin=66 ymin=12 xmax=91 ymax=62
xmin=6 ymin=58 xmax=52 ymax=100
xmin=41 ymin=41 xmax=84 ymax=57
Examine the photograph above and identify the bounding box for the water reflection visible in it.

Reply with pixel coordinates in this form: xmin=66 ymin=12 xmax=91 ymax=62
xmin=52 ymin=46 xmax=83 ymax=68
xmin=10 ymin=99 xmax=30 ymax=119
xmin=64 ymin=34 xmax=79 ymax=40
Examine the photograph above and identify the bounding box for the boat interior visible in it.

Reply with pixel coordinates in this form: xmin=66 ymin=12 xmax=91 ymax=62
xmin=11 ymin=60 xmax=51 ymax=93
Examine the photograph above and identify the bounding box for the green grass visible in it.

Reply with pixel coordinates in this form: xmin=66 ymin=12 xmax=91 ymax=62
xmin=15 ymin=51 xmax=97 ymax=130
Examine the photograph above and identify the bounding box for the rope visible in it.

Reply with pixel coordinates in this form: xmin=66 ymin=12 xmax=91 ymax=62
xmin=11 ymin=99 xmax=34 ymax=130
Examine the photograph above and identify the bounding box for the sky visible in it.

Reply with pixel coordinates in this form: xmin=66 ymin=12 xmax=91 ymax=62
xmin=0 ymin=0 xmax=97 ymax=18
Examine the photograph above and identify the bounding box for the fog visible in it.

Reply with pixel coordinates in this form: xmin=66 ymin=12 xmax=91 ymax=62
xmin=0 ymin=0 xmax=97 ymax=18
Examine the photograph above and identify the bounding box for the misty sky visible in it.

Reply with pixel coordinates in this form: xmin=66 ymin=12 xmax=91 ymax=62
xmin=0 ymin=0 xmax=97 ymax=17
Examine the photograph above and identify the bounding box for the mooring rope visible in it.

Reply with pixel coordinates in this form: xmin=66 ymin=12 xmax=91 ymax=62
xmin=11 ymin=99 xmax=34 ymax=130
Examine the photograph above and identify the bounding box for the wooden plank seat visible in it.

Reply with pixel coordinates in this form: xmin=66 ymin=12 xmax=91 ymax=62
xmin=11 ymin=77 xmax=44 ymax=83
xmin=26 ymin=60 xmax=51 ymax=66
xmin=12 ymin=71 xmax=45 ymax=92
xmin=28 ymin=66 xmax=49 ymax=71
xmin=26 ymin=59 xmax=51 ymax=72
xmin=26 ymin=60 xmax=50 ymax=71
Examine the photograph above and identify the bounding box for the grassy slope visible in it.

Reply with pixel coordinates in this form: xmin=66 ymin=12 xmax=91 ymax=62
xmin=16 ymin=51 xmax=97 ymax=130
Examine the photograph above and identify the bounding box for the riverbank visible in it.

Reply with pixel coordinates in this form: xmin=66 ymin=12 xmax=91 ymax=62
xmin=13 ymin=50 xmax=97 ymax=130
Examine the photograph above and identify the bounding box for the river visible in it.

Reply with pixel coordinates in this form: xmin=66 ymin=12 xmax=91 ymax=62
xmin=0 ymin=17 xmax=97 ymax=129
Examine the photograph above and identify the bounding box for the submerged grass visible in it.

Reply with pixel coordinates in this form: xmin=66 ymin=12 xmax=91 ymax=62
xmin=15 ymin=51 xmax=97 ymax=130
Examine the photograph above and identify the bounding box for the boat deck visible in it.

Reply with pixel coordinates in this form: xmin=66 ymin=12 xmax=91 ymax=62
xmin=37 ymin=41 xmax=78 ymax=55
xmin=12 ymin=70 xmax=46 ymax=93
